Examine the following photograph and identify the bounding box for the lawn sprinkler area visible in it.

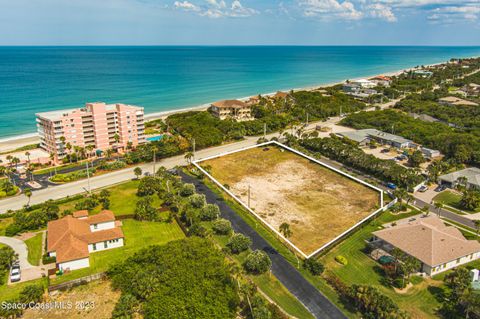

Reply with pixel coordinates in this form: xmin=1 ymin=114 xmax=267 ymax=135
xmin=194 ymin=141 xmax=384 ymax=258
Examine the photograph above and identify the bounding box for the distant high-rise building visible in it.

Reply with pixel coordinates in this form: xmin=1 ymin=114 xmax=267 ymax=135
xmin=36 ymin=102 xmax=145 ymax=159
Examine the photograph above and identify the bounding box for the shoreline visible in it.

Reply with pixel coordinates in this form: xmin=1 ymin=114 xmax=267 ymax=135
xmin=0 ymin=56 xmax=476 ymax=153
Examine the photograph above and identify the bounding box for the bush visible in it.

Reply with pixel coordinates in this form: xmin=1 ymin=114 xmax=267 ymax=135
xmin=75 ymin=197 xmax=99 ymax=211
xmin=212 ymin=219 xmax=232 ymax=235
xmin=137 ymin=176 xmax=162 ymax=197
xmin=335 ymin=255 xmax=348 ymax=265
xmin=5 ymin=223 xmax=21 ymax=237
xmin=393 ymin=278 xmax=406 ymax=289
xmin=180 ymin=183 xmax=196 ymax=197
xmin=112 ymin=294 xmax=139 ymax=319
xmin=98 ymin=160 xmax=127 ymax=171
xmin=227 ymin=233 xmax=252 ymax=254
xmin=199 ymin=204 xmax=220 ymax=221
xmin=244 ymin=250 xmax=272 ymax=274
xmin=188 ymin=194 xmax=206 ymax=209
xmin=303 ymin=258 xmax=324 ymax=276
xmin=42 ymin=253 xmax=56 ymax=265
xmin=19 ymin=284 xmax=44 ymax=303
xmin=188 ymin=224 xmax=209 ymax=237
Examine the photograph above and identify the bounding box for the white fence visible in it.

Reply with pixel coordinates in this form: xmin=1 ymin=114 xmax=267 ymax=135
xmin=193 ymin=140 xmax=387 ymax=259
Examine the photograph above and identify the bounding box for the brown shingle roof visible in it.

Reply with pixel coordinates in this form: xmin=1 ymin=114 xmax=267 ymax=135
xmin=273 ymin=91 xmax=289 ymax=99
xmin=373 ymin=216 xmax=480 ymax=267
xmin=47 ymin=212 xmax=123 ymax=263
xmin=211 ymin=100 xmax=247 ymax=109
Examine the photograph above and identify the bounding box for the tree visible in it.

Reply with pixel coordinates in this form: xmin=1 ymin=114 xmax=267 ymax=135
xmin=179 ymin=183 xmax=195 ymax=197
xmin=434 ymin=201 xmax=443 ymax=216
xmin=303 ymin=258 xmax=324 ymax=276
xmin=187 ymin=193 xmax=206 ymax=209
xmin=421 ymin=206 xmax=430 ymax=217
xmin=474 ymin=220 xmax=480 ymax=236
xmin=19 ymin=284 xmax=44 ymax=304
xmin=199 ymin=204 xmax=220 ymax=221
xmin=113 ymin=133 xmax=120 ymax=155
xmin=184 ymin=151 xmax=194 ymax=165
xmin=137 ymin=176 xmax=162 ymax=196
xmin=212 ymin=219 xmax=232 ymax=235
xmin=24 ymin=188 xmax=32 ymax=206
xmin=244 ymin=250 xmax=272 ymax=274
xmin=279 ymin=222 xmax=292 ymax=239
xmin=134 ymin=167 xmax=142 ymax=179
xmin=134 ymin=196 xmax=158 ymax=221
xmin=461 ymin=190 xmax=480 ymax=211
xmin=25 ymin=151 xmax=30 ymax=163
xmin=66 ymin=142 xmax=72 ymax=163
xmin=227 ymin=233 xmax=252 ymax=254
xmin=408 ymin=150 xmax=425 ymax=168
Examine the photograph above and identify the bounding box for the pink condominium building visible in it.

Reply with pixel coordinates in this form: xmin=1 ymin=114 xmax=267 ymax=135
xmin=36 ymin=102 xmax=145 ymax=159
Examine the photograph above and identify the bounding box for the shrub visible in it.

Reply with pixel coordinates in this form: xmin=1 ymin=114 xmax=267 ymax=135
xmin=303 ymin=258 xmax=325 ymax=276
xmin=180 ymin=183 xmax=195 ymax=197
xmin=75 ymin=197 xmax=99 ymax=211
xmin=112 ymin=294 xmax=139 ymax=319
xmin=137 ymin=176 xmax=162 ymax=197
xmin=188 ymin=194 xmax=206 ymax=209
xmin=199 ymin=204 xmax=220 ymax=221
xmin=19 ymin=284 xmax=44 ymax=303
xmin=244 ymin=250 xmax=272 ymax=274
xmin=393 ymin=278 xmax=406 ymax=289
xmin=5 ymin=223 xmax=21 ymax=237
xmin=42 ymin=253 xmax=56 ymax=264
xmin=335 ymin=255 xmax=348 ymax=265
xmin=188 ymin=224 xmax=209 ymax=238
xmin=212 ymin=219 xmax=232 ymax=235
xmin=227 ymin=233 xmax=252 ymax=254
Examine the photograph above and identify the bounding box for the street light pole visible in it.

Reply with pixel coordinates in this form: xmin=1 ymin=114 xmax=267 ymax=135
xmin=153 ymin=148 xmax=156 ymax=176
xmin=192 ymin=138 xmax=196 ymax=160
xmin=85 ymin=160 xmax=91 ymax=194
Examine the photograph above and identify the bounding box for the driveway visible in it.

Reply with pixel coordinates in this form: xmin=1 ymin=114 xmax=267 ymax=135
xmin=0 ymin=236 xmax=48 ymax=283
xmin=413 ymin=185 xmax=439 ymax=204
xmin=0 ymin=236 xmax=34 ymax=270
xmin=180 ymin=172 xmax=346 ymax=319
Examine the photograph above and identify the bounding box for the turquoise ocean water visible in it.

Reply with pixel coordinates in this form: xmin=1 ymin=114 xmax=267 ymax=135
xmin=1 ymin=46 xmax=480 ymax=139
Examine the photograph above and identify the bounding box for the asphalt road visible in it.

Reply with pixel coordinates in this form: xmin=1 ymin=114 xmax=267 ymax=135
xmin=180 ymin=172 xmax=347 ymax=319
xmin=413 ymin=197 xmax=477 ymax=229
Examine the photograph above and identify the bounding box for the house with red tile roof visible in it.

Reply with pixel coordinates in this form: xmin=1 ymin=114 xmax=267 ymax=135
xmin=47 ymin=210 xmax=124 ymax=271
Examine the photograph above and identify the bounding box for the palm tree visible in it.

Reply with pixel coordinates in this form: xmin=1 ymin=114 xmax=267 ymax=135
xmin=474 ymin=220 xmax=480 ymax=236
xmin=434 ymin=202 xmax=443 ymax=217
xmin=105 ymin=148 xmax=114 ymax=160
xmin=11 ymin=157 xmax=20 ymax=170
xmin=422 ymin=206 xmax=430 ymax=217
xmin=66 ymin=142 xmax=72 ymax=163
xmin=25 ymin=151 xmax=30 ymax=164
xmin=86 ymin=145 xmax=95 ymax=160
xmin=184 ymin=151 xmax=194 ymax=165
xmin=279 ymin=222 xmax=292 ymax=239
xmin=24 ymin=188 xmax=32 ymax=206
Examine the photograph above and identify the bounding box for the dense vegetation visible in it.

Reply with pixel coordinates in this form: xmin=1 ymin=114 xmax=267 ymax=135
xmin=6 ymin=200 xmax=60 ymax=236
xmin=0 ymin=245 xmax=16 ymax=285
xmin=108 ymin=238 xmax=239 ymax=319
xmin=340 ymin=109 xmax=480 ymax=165
xmin=301 ymin=136 xmax=423 ymax=188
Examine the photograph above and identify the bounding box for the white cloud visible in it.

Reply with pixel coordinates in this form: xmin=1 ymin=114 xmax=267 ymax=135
xmin=174 ymin=1 xmax=200 ymax=11
xmin=299 ymin=0 xmax=363 ymax=20
xmin=174 ymin=0 xmax=257 ymax=18
xmin=427 ymin=4 xmax=480 ymax=22
xmin=366 ymin=3 xmax=397 ymax=22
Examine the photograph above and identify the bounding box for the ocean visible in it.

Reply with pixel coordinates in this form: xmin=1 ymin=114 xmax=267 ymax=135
xmin=1 ymin=46 xmax=480 ymax=140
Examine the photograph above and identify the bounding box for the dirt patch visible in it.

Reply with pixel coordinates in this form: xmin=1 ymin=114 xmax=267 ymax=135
xmin=202 ymin=145 xmax=380 ymax=255
xmin=22 ymin=280 xmax=120 ymax=319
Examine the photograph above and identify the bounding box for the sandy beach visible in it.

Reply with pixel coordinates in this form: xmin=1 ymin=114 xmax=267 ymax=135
xmin=0 ymin=58 xmax=465 ymax=154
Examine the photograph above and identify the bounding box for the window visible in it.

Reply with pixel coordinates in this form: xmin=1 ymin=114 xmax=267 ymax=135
xmin=104 ymin=241 xmax=108 ymax=249
xmin=92 ymin=243 xmax=96 ymax=251
xmin=94 ymin=224 xmax=98 ymax=229
xmin=457 ymin=258 xmax=461 ymax=264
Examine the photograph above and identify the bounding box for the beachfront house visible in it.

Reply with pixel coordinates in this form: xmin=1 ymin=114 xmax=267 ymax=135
xmin=413 ymin=70 xmax=433 ymax=78
xmin=370 ymin=216 xmax=480 ymax=276
xmin=337 ymin=129 xmax=413 ymax=149
xmin=370 ymin=76 xmax=392 ymax=87
xmin=439 ymin=96 xmax=479 ymax=107
xmin=210 ymin=100 xmax=253 ymax=121
xmin=36 ymin=102 xmax=146 ymax=161
xmin=47 ymin=210 xmax=124 ymax=271
xmin=438 ymin=167 xmax=480 ymax=190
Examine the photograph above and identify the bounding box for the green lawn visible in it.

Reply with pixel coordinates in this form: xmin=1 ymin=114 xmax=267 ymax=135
xmin=0 ymin=217 xmax=13 ymax=236
xmin=33 ymin=162 xmax=85 ymax=175
xmin=0 ymin=277 xmax=48 ymax=301
xmin=25 ymin=233 xmax=43 ymax=266
xmin=434 ymin=190 xmax=479 ymax=214
xmin=50 ymin=219 xmax=185 ymax=284
xmin=58 ymin=180 xmax=162 ymax=216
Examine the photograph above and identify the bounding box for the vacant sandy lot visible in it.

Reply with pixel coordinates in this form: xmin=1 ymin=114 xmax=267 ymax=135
xmin=22 ymin=280 xmax=120 ymax=319
xmin=202 ymin=145 xmax=379 ymax=255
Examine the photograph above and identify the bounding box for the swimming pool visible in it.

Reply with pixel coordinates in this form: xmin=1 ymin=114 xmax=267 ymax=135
xmin=146 ymin=135 xmax=164 ymax=142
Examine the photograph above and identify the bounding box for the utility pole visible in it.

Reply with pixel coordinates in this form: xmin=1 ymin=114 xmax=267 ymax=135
xmin=152 ymin=147 xmax=156 ymax=176
xmin=248 ymin=185 xmax=251 ymax=208
xmin=263 ymin=123 xmax=266 ymax=139
xmin=192 ymin=138 xmax=196 ymax=160
xmin=85 ymin=160 xmax=91 ymax=194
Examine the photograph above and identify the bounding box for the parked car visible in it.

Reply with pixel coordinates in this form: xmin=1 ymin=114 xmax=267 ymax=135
xmin=386 ymin=182 xmax=397 ymax=190
xmin=418 ymin=185 xmax=428 ymax=193
xmin=143 ymin=172 xmax=151 ymax=176
xmin=380 ymin=148 xmax=390 ymax=153
xmin=434 ymin=184 xmax=447 ymax=192
xmin=10 ymin=265 xmax=21 ymax=283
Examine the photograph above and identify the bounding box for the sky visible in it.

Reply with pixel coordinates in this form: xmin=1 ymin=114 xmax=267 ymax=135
xmin=0 ymin=0 xmax=479 ymax=45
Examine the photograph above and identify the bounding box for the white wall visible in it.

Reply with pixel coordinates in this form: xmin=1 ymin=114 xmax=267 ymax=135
xmin=58 ymin=258 xmax=90 ymax=271
xmin=427 ymin=252 xmax=480 ymax=276
xmin=89 ymin=221 xmax=115 ymax=232
xmin=88 ymin=238 xmax=124 ymax=253
xmin=49 ymin=251 xmax=56 ymax=257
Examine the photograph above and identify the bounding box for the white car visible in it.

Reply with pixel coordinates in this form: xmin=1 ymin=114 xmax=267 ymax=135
xmin=10 ymin=265 xmax=21 ymax=282
xmin=418 ymin=185 xmax=429 ymax=193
